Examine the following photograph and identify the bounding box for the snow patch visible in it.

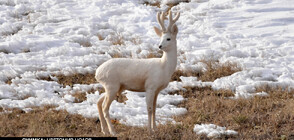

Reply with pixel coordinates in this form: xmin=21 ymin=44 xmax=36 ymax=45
xmin=194 ymin=124 xmax=238 ymax=138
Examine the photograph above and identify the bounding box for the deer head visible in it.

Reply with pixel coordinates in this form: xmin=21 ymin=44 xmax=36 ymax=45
xmin=154 ymin=11 xmax=180 ymax=52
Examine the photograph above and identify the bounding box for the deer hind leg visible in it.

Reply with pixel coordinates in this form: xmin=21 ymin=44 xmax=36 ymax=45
xmin=97 ymin=94 xmax=109 ymax=134
xmin=103 ymin=84 xmax=120 ymax=136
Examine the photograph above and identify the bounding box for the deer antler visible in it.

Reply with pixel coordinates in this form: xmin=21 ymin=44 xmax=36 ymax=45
xmin=167 ymin=11 xmax=180 ymax=32
xmin=157 ymin=11 xmax=180 ymax=32
xmin=156 ymin=12 xmax=167 ymax=32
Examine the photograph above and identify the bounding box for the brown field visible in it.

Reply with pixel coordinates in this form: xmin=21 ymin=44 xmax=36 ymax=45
xmin=1 ymin=61 xmax=294 ymax=139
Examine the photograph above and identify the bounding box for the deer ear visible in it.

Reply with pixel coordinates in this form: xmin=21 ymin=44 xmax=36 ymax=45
xmin=171 ymin=24 xmax=178 ymax=35
xmin=154 ymin=26 xmax=162 ymax=37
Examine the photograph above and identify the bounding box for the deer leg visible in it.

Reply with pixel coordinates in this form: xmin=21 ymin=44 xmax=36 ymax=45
xmin=103 ymin=86 xmax=119 ymax=136
xmin=146 ymin=90 xmax=156 ymax=133
xmin=97 ymin=94 xmax=109 ymax=134
xmin=152 ymin=92 xmax=159 ymax=131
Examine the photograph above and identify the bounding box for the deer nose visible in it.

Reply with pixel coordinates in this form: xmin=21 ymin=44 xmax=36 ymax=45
xmin=159 ymin=45 xmax=162 ymax=49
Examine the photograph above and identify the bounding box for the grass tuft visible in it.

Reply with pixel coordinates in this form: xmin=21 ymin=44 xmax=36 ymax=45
xmin=142 ymin=0 xmax=190 ymax=8
xmin=146 ymin=50 xmax=163 ymax=58
xmin=199 ymin=60 xmax=241 ymax=82
xmin=109 ymin=51 xmax=123 ymax=58
xmin=130 ymin=36 xmax=141 ymax=45
xmin=97 ymin=34 xmax=105 ymax=41
xmin=171 ymin=69 xmax=201 ymax=82
xmin=142 ymin=1 xmax=161 ymax=8
xmin=172 ymin=59 xmax=241 ymax=82
xmin=72 ymin=92 xmax=87 ymax=103
xmin=54 ymin=73 xmax=96 ymax=87
xmin=111 ymin=32 xmax=125 ymax=46
xmin=170 ymin=86 xmax=235 ymax=98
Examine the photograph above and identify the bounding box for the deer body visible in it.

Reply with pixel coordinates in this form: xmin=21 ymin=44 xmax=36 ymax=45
xmin=95 ymin=11 xmax=180 ymax=135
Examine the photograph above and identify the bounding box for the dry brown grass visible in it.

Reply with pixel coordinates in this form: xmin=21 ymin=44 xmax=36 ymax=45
xmin=112 ymin=39 xmax=124 ymax=46
xmin=173 ymin=85 xmax=294 ymax=139
xmin=109 ymin=51 xmax=124 ymax=58
xmin=40 ymin=73 xmax=128 ymax=103
xmin=5 ymin=78 xmax=13 ymax=85
xmin=2 ymin=86 xmax=293 ymax=139
xmin=0 ymin=106 xmax=199 ymax=139
xmin=97 ymin=34 xmax=105 ymax=41
xmin=0 ymin=107 xmax=102 ymax=137
xmin=142 ymin=0 xmax=190 ymax=8
xmin=72 ymin=92 xmax=88 ymax=103
xmin=172 ymin=60 xmax=241 ymax=82
xmin=173 ymin=86 xmax=235 ymax=98
xmin=256 ymin=84 xmax=294 ymax=99
xmin=199 ymin=60 xmax=241 ymax=82
xmin=111 ymin=32 xmax=125 ymax=46
xmin=72 ymin=90 xmax=127 ymax=104
xmin=142 ymin=1 xmax=161 ymax=8
xmin=171 ymin=69 xmax=201 ymax=82
xmin=40 ymin=73 xmax=100 ymax=103
xmin=110 ymin=34 xmax=141 ymax=46
xmin=146 ymin=50 xmax=163 ymax=58
xmin=55 ymin=73 xmax=96 ymax=87
xmin=166 ymin=0 xmax=190 ymax=11
xmin=98 ymin=30 xmax=140 ymax=46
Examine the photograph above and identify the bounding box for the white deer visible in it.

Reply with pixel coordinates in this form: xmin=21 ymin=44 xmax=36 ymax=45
xmin=95 ymin=11 xmax=180 ymax=135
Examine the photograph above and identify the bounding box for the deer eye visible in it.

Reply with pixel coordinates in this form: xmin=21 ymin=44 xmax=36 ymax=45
xmin=167 ymin=38 xmax=171 ymax=41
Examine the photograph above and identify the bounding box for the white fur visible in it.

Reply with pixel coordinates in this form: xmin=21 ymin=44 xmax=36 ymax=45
xmin=95 ymin=11 xmax=180 ymax=135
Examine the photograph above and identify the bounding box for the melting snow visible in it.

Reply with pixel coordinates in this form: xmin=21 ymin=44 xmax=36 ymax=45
xmin=194 ymin=124 xmax=238 ymax=138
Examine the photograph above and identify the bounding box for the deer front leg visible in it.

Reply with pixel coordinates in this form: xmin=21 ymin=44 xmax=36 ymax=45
xmin=152 ymin=92 xmax=159 ymax=131
xmin=146 ymin=90 xmax=156 ymax=133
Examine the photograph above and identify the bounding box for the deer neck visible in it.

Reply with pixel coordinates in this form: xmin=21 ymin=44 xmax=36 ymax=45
xmin=161 ymin=44 xmax=177 ymax=78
